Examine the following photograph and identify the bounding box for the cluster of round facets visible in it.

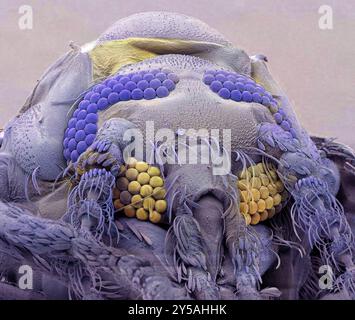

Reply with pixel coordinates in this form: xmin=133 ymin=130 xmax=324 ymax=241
xmin=273 ymin=108 xmax=297 ymax=139
xmin=203 ymin=69 xmax=297 ymax=138
xmin=63 ymin=69 xmax=179 ymax=163
xmin=203 ymin=70 xmax=277 ymax=107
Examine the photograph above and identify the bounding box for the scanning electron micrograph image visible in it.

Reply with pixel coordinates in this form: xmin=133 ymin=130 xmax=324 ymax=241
xmin=0 ymin=1 xmax=354 ymax=301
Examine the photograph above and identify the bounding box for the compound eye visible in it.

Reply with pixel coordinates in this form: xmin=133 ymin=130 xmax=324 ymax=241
xmin=203 ymin=69 xmax=276 ymax=108
xmin=203 ymin=69 xmax=297 ymax=139
xmin=62 ymin=69 xmax=179 ymax=163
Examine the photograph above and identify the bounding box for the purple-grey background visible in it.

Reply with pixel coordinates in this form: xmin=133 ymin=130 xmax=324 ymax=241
xmin=0 ymin=0 xmax=354 ymax=148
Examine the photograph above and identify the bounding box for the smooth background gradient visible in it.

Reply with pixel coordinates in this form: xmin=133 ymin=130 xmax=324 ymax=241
xmin=0 ymin=0 xmax=354 ymax=148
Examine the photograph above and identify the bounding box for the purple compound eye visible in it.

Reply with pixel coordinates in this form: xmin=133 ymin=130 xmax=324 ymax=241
xmin=226 ymin=75 xmax=237 ymax=83
xmin=231 ymin=90 xmax=242 ymax=102
xmin=67 ymin=128 xmax=76 ymax=139
xmin=75 ymin=130 xmax=86 ymax=142
xmin=107 ymin=79 xmax=118 ymax=88
xmin=137 ymin=80 xmax=149 ymax=91
xmin=156 ymin=72 xmax=167 ymax=82
xmin=264 ymin=92 xmax=273 ymax=100
xmin=77 ymin=110 xmax=87 ymax=120
xmin=84 ymin=91 xmax=93 ymax=101
xmin=85 ymin=113 xmax=98 ymax=124
xmin=255 ymin=84 xmax=265 ymax=92
xmin=223 ymin=81 xmax=235 ymax=91
xmin=156 ymin=86 xmax=169 ymax=98
xmin=150 ymin=79 xmax=161 ymax=90
xmin=64 ymin=149 xmax=71 ymax=160
xmin=68 ymin=139 xmax=77 ymax=152
xmin=235 ymin=82 xmax=245 ymax=91
xmin=76 ymin=141 xmax=88 ymax=154
xmin=241 ymin=91 xmax=253 ymax=102
xmin=245 ymin=84 xmax=255 ymax=93
xmin=85 ymin=134 xmax=95 ymax=146
xmin=245 ymin=79 xmax=255 ymax=85
xmin=270 ymin=100 xmax=278 ymax=110
xmin=75 ymin=120 xmax=86 ymax=130
xmin=210 ymin=81 xmax=223 ymax=93
xmin=97 ymin=97 xmax=109 ymax=110
xmin=131 ymin=88 xmax=144 ymax=100
xmin=143 ymin=73 xmax=154 ymax=82
xmin=113 ymin=83 xmax=124 ymax=93
xmin=203 ymin=74 xmax=215 ymax=85
xmin=94 ymin=84 xmax=106 ymax=93
xmin=274 ymin=112 xmax=283 ymax=124
xmin=125 ymin=81 xmax=137 ymax=91
xmin=119 ymin=89 xmax=131 ymax=101
xmin=108 ymin=92 xmax=120 ymax=104
xmin=68 ymin=118 xmax=77 ymax=128
xmin=119 ymin=76 xmax=130 ymax=85
xmin=63 ymin=137 xmax=69 ymax=148
xmin=203 ymin=70 xmax=277 ymax=109
xmin=101 ymin=87 xmax=112 ymax=98
xmin=144 ymin=88 xmax=156 ymax=100
xmin=167 ymin=73 xmax=179 ymax=83
xmin=70 ymin=150 xmax=79 ymax=162
xmin=84 ymin=123 xmax=97 ymax=135
xmin=218 ymin=88 xmax=231 ymax=99
xmin=63 ymin=69 xmax=179 ymax=163
xmin=131 ymin=74 xmax=143 ymax=83
xmin=90 ymin=93 xmax=101 ymax=103
xmin=255 ymin=87 xmax=265 ymax=95
xmin=278 ymin=108 xmax=286 ymax=117
xmin=87 ymin=103 xmax=98 ymax=114
xmin=215 ymin=74 xmax=226 ymax=82
xmin=162 ymin=79 xmax=175 ymax=91
xmin=252 ymin=92 xmax=262 ymax=103
xmin=79 ymin=100 xmax=90 ymax=110
xmin=262 ymin=96 xmax=270 ymax=107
